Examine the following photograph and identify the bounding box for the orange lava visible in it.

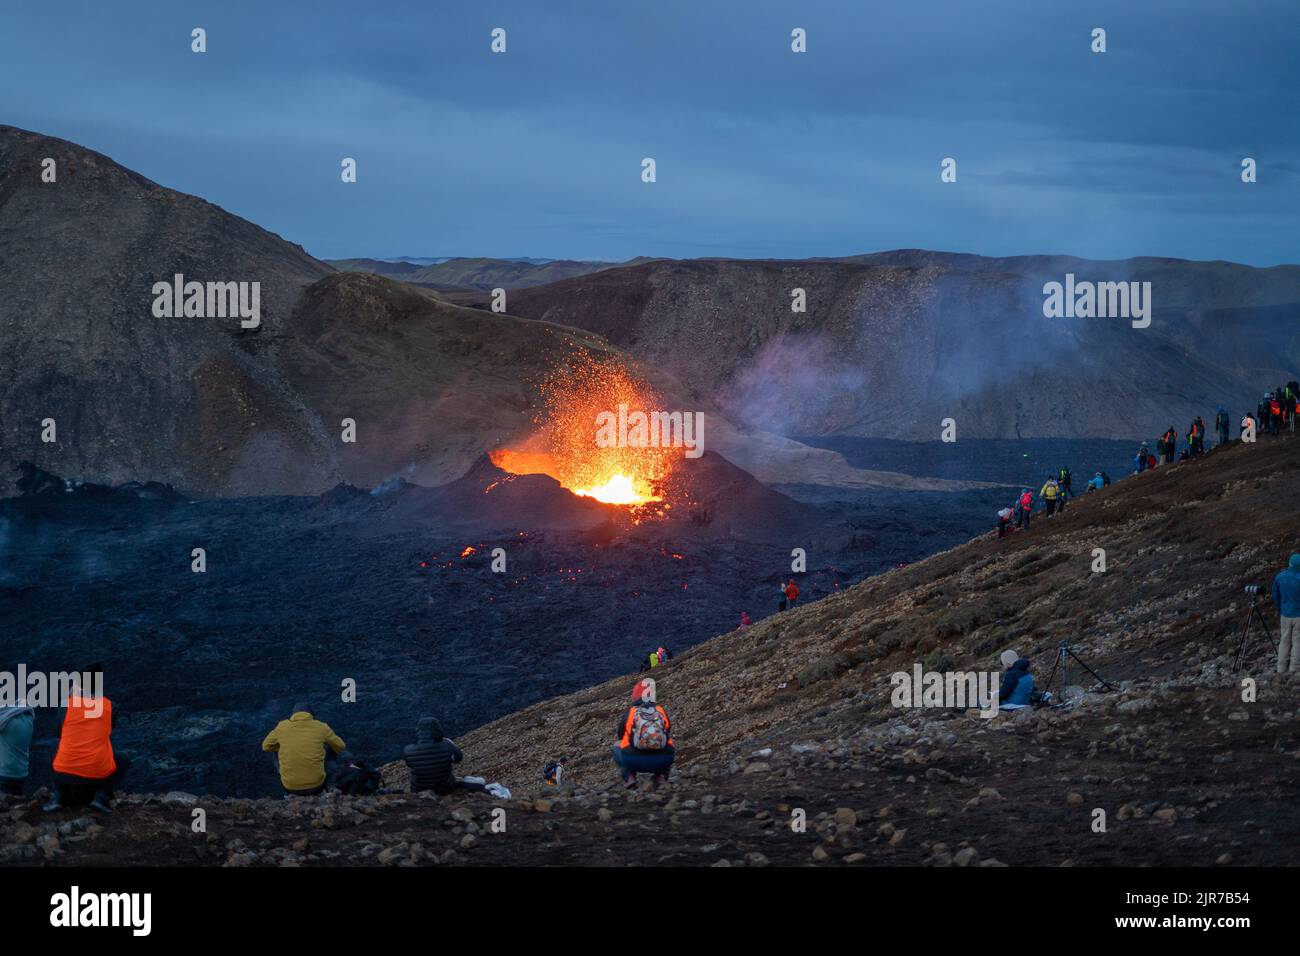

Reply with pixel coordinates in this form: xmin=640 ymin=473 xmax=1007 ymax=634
xmin=489 ymin=354 xmax=677 ymax=508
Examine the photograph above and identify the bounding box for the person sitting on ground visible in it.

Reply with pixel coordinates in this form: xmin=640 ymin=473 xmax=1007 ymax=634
xmin=0 ymin=698 xmax=35 ymax=797
xmin=1271 ymin=554 xmax=1300 ymax=674
xmin=261 ymin=702 xmax=346 ymax=797
xmin=996 ymin=506 xmax=1014 ymax=537
xmin=543 ymin=757 xmax=568 ymax=788
xmin=44 ymin=665 xmax=130 ymax=813
xmin=1086 ymin=471 xmax=1105 ymax=493
xmin=404 ymin=716 xmax=487 ymax=794
xmin=997 ymin=650 xmax=1034 ymax=710
xmin=611 ymin=678 xmax=675 ymax=789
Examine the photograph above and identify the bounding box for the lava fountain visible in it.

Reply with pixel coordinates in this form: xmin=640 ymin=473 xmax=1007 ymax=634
xmin=490 ymin=354 xmax=680 ymax=508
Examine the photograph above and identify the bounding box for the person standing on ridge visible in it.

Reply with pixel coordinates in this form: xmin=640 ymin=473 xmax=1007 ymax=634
xmin=1015 ymin=488 xmax=1034 ymax=529
xmin=784 ymin=579 xmax=800 ymax=610
xmin=1039 ymin=476 xmax=1061 ymax=515
xmin=1272 ymin=554 xmax=1300 ymax=673
xmin=1058 ymin=466 xmax=1073 ymax=500
xmin=1215 ymin=405 xmax=1230 ymax=446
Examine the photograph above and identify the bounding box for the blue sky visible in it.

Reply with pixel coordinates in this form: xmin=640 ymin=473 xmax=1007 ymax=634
xmin=3 ymin=0 xmax=1297 ymax=264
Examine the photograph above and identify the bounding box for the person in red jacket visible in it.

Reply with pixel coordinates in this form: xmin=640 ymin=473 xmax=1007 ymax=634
xmin=44 ymin=664 xmax=130 ymax=814
xmin=784 ymin=579 xmax=800 ymax=609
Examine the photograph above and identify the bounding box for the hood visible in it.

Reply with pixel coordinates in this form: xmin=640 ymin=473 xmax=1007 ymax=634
xmin=417 ymin=716 xmax=444 ymax=742
xmin=0 ymin=704 xmax=34 ymax=731
xmin=632 ymin=678 xmax=656 ymax=704
xmin=1290 ymin=554 xmax=1300 ymax=572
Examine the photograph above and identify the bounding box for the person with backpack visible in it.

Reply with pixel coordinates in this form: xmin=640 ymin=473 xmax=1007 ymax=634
xmin=640 ymin=649 xmax=659 ymax=672
xmin=996 ymin=506 xmax=1014 ymax=538
xmin=611 ymin=678 xmax=674 ymax=789
xmin=334 ymin=760 xmax=382 ymax=795
xmin=261 ymin=702 xmax=346 ymax=797
xmin=784 ymin=579 xmax=800 ymax=610
xmin=1057 ymin=466 xmax=1073 ymax=499
xmin=403 ymin=716 xmax=487 ymax=794
xmin=1015 ymin=489 xmax=1034 ymax=529
xmin=1162 ymin=427 xmax=1177 ymax=464
xmin=543 ymin=757 xmax=568 ymax=788
xmin=1216 ymin=406 xmax=1230 ymax=446
xmin=1039 ymin=477 xmax=1060 ymax=515
xmin=44 ymin=665 xmax=130 ymax=813
xmin=0 ymin=699 xmax=35 ymax=797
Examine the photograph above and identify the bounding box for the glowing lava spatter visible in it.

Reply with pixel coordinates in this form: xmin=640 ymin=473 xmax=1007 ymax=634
xmin=489 ymin=353 xmax=677 ymax=508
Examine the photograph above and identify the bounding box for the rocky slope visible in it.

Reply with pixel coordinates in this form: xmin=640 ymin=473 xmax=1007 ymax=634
xmin=7 ymin=432 xmax=1296 ymax=866
xmin=499 ymin=255 xmax=1300 ymax=442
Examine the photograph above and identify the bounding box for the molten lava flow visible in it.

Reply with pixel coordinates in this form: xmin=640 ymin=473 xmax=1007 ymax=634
xmin=573 ymin=472 xmax=649 ymax=505
xmin=489 ymin=354 xmax=677 ymax=509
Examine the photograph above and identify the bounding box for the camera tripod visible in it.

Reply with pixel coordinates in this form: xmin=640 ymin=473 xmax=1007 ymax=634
xmin=1040 ymin=641 xmax=1116 ymax=701
xmin=1232 ymin=591 xmax=1277 ymax=673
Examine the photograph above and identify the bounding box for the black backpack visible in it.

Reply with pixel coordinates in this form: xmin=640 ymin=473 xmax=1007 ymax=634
xmin=336 ymin=761 xmax=382 ymax=795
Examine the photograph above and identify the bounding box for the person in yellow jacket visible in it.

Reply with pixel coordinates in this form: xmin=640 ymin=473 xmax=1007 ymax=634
xmin=1039 ymin=477 xmax=1061 ymax=517
xmin=261 ymin=703 xmax=346 ymax=796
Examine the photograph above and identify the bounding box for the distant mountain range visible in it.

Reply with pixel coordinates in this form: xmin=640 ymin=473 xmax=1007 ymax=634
xmin=497 ymin=253 xmax=1300 ymax=441
xmin=327 ymin=256 xmax=626 ymax=291
xmin=4 ymin=123 xmax=1295 ymax=498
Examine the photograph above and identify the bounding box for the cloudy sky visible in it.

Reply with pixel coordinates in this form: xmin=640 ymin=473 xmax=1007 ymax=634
xmin=4 ymin=0 xmax=1297 ymax=264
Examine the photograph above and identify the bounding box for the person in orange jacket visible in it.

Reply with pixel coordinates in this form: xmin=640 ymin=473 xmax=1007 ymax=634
xmin=44 ymin=664 xmax=130 ymax=814
xmin=611 ymin=678 xmax=675 ymax=789
xmin=784 ymin=579 xmax=800 ymax=609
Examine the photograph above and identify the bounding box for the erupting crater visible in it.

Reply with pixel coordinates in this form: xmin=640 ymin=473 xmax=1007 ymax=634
xmin=489 ymin=355 xmax=680 ymax=509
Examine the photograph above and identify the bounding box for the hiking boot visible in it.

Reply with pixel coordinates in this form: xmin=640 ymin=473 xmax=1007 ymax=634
xmin=89 ymin=798 xmax=114 ymax=814
xmin=623 ymin=773 xmax=638 ymax=790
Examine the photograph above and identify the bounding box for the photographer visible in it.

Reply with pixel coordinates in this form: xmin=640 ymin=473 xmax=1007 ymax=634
xmin=1272 ymin=554 xmax=1300 ymax=673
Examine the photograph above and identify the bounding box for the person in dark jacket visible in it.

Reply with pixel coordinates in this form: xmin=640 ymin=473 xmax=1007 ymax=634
xmin=997 ymin=650 xmax=1034 ymax=709
xmin=403 ymin=717 xmax=485 ymax=794
xmin=1215 ymin=406 xmax=1230 ymax=446
xmin=612 ymin=678 xmax=675 ymax=788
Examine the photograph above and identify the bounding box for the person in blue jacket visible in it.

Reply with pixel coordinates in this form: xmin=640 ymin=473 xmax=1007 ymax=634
xmin=1271 ymin=554 xmax=1300 ymax=673
xmin=1087 ymin=472 xmax=1105 ymax=492
xmin=998 ymin=650 xmax=1034 ymax=708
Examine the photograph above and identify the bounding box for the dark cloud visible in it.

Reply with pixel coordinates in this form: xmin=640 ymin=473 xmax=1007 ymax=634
xmin=2 ymin=0 xmax=1295 ymax=264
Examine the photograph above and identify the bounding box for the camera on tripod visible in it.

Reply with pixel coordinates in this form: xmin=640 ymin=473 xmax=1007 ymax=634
xmin=1244 ymin=584 xmax=1263 ymax=595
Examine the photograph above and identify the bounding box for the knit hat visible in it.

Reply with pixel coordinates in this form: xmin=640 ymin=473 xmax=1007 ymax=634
xmin=1000 ymin=650 xmax=1021 ymax=669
